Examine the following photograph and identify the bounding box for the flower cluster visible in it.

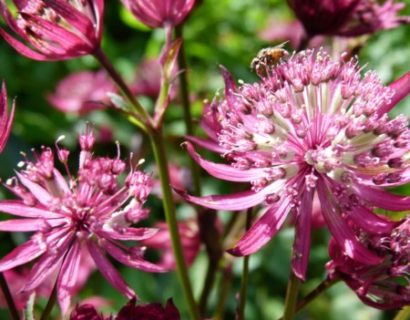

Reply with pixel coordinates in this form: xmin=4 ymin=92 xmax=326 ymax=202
xmin=327 ymin=217 xmax=410 ymax=309
xmin=183 ymin=49 xmax=410 ymax=280
xmin=0 ymin=129 xmax=165 ymax=313
xmin=0 ymin=0 xmax=104 ymax=60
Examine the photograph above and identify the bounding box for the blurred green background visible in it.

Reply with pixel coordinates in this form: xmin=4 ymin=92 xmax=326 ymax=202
xmin=0 ymin=0 xmax=410 ymax=319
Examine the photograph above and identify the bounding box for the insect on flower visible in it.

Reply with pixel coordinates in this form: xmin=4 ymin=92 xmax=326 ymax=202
xmin=250 ymin=42 xmax=289 ymax=76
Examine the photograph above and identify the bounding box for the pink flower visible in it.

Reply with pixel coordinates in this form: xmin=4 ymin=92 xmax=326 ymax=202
xmin=121 ymin=0 xmax=196 ymax=29
xmin=0 ymin=82 xmax=15 ymax=153
xmin=287 ymin=0 xmax=409 ymax=37
xmin=70 ymin=298 xmax=180 ymax=320
xmin=327 ymin=217 xmax=410 ymax=309
xmin=0 ymin=128 xmax=165 ymax=314
xmin=258 ymin=19 xmax=306 ymax=49
xmin=181 ymin=49 xmax=410 ymax=280
xmin=48 ymin=70 xmax=114 ymax=115
xmin=0 ymin=0 xmax=104 ymax=61
xmin=141 ymin=219 xmax=200 ymax=269
xmin=132 ymin=59 xmax=162 ymax=100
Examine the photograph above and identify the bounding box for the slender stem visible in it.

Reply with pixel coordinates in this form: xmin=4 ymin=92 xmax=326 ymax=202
xmin=283 ymin=271 xmax=301 ymax=320
xmin=214 ymin=263 xmax=233 ymax=320
xmin=149 ymin=129 xmax=200 ymax=320
xmin=0 ymin=273 xmax=19 ymax=320
xmin=93 ymin=47 xmax=152 ymax=130
xmin=199 ymin=256 xmax=219 ymax=314
xmin=174 ymin=25 xmax=202 ymax=196
xmin=237 ymin=209 xmax=253 ymax=320
xmin=394 ymin=307 xmax=410 ymax=320
xmin=40 ymin=282 xmax=57 ymax=320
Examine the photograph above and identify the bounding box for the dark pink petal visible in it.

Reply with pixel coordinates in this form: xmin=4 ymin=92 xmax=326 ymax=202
xmin=87 ymin=240 xmax=135 ymax=299
xmin=16 ymin=173 xmax=55 ymax=206
xmin=291 ymin=189 xmax=313 ymax=281
xmin=354 ymin=185 xmax=410 ymax=211
xmin=317 ymin=180 xmax=381 ymax=265
xmin=228 ymin=196 xmax=291 ymax=256
xmin=43 ymin=0 xmax=96 ymax=45
xmin=0 ymin=200 xmax=61 ymax=218
xmin=378 ymin=71 xmax=410 ymax=115
xmin=0 ymin=218 xmax=60 ymax=231
xmin=349 ymin=205 xmax=397 ymax=234
xmin=57 ymin=241 xmax=82 ymax=314
xmin=100 ymin=227 xmax=158 ymax=241
xmin=0 ymin=82 xmax=14 ymax=152
xmin=101 ymin=240 xmax=167 ymax=273
xmin=0 ymin=28 xmax=49 ymax=60
xmin=0 ymin=239 xmax=47 ymax=272
xmin=184 ymin=142 xmax=268 ymax=182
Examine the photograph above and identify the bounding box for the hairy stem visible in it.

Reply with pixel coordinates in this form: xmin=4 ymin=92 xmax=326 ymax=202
xmin=149 ymin=129 xmax=200 ymax=320
xmin=0 ymin=273 xmax=19 ymax=320
xmin=237 ymin=208 xmax=253 ymax=320
xmin=283 ymin=271 xmax=301 ymax=320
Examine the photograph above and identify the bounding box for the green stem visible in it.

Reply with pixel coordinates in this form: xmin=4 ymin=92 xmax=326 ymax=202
xmin=0 ymin=273 xmax=19 ymax=320
xmin=237 ymin=209 xmax=253 ymax=320
xmin=394 ymin=307 xmax=410 ymax=320
xmin=214 ymin=263 xmax=233 ymax=320
xmin=175 ymin=25 xmax=202 ymax=196
xmin=40 ymin=282 xmax=57 ymax=320
xmin=149 ymin=129 xmax=200 ymax=320
xmin=93 ymin=47 xmax=152 ymax=131
xmin=283 ymin=271 xmax=301 ymax=320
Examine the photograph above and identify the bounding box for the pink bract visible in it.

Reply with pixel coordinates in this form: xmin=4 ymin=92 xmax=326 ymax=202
xmin=48 ymin=70 xmax=114 ymax=115
xmin=121 ymin=0 xmax=196 ymax=29
xmin=287 ymin=0 xmax=410 ymax=37
xmin=0 ymin=128 xmax=166 ymax=314
xmin=182 ymin=49 xmax=410 ymax=280
xmin=0 ymin=82 xmax=15 ymax=153
xmin=0 ymin=0 xmax=104 ymax=61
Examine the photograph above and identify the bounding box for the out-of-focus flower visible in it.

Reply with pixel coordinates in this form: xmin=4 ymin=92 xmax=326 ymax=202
xmin=0 ymin=82 xmax=15 ymax=153
xmin=0 ymin=0 xmax=104 ymax=61
xmin=258 ymin=19 xmax=306 ymax=49
xmin=141 ymin=219 xmax=200 ymax=269
xmin=181 ymin=49 xmax=410 ymax=280
xmin=121 ymin=0 xmax=195 ymax=29
xmin=327 ymin=217 xmax=410 ymax=309
xmin=70 ymin=298 xmax=180 ymax=320
xmin=152 ymin=164 xmax=192 ymax=201
xmin=132 ymin=59 xmax=162 ymax=100
xmin=48 ymin=70 xmax=114 ymax=115
xmin=287 ymin=0 xmax=410 ymax=37
xmin=0 ymin=128 xmax=165 ymax=314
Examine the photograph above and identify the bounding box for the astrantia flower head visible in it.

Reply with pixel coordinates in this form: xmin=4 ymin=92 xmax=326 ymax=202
xmin=287 ymin=0 xmax=410 ymax=37
xmin=0 ymin=82 xmax=15 ymax=153
xmin=183 ymin=48 xmax=410 ymax=280
xmin=121 ymin=0 xmax=195 ymax=29
xmin=327 ymin=217 xmax=410 ymax=309
xmin=0 ymin=0 xmax=104 ymax=61
xmin=48 ymin=70 xmax=114 ymax=115
xmin=0 ymin=128 xmax=165 ymax=313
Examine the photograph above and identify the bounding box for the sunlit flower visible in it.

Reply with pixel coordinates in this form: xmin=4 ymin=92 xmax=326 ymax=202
xmin=0 ymin=0 xmax=104 ymax=61
xmin=121 ymin=0 xmax=195 ymax=29
xmin=287 ymin=0 xmax=410 ymax=37
xmin=327 ymin=217 xmax=410 ymax=309
xmin=0 ymin=128 xmax=165 ymax=313
xmin=48 ymin=70 xmax=114 ymax=114
xmin=182 ymin=49 xmax=410 ymax=280
xmin=0 ymin=82 xmax=15 ymax=153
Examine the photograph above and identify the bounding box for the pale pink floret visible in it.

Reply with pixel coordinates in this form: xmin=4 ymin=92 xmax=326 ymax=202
xmin=183 ymin=49 xmax=410 ymax=280
xmin=122 ymin=0 xmax=195 ymax=29
xmin=0 ymin=0 xmax=104 ymax=61
xmin=0 ymin=82 xmax=15 ymax=153
xmin=0 ymin=128 xmax=165 ymax=314
xmin=48 ymin=70 xmax=115 ymax=114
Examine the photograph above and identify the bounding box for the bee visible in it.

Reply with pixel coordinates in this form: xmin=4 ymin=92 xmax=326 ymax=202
xmin=250 ymin=42 xmax=289 ymax=74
